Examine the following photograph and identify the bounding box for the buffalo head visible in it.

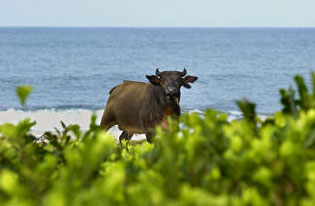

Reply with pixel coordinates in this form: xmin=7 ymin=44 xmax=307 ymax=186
xmin=146 ymin=68 xmax=198 ymax=102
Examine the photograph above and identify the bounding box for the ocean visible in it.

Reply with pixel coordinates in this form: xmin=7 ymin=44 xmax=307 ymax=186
xmin=1 ymin=27 xmax=315 ymax=137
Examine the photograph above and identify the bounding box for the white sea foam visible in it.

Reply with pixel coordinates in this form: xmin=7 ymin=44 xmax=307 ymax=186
xmin=227 ymin=111 xmax=243 ymax=121
xmin=186 ymin=109 xmax=204 ymax=114
xmin=0 ymin=109 xmax=269 ymax=141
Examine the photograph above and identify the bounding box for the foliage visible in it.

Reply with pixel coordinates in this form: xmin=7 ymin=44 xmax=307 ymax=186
xmin=1 ymin=74 xmax=315 ymax=205
xmin=16 ymin=85 xmax=32 ymax=107
xmin=280 ymin=73 xmax=315 ymax=116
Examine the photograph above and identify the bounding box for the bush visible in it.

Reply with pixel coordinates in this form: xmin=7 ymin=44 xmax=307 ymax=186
xmin=1 ymin=75 xmax=315 ymax=206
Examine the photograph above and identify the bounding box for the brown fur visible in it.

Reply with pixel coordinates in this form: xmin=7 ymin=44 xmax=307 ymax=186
xmin=100 ymin=69 xmax=197 ymax=143
xmin=100 ymin=81 xmax=172 ymax=141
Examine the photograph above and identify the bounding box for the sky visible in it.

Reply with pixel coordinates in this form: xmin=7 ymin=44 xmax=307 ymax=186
xmin=0 ymin=0 xmax=314 ymax=27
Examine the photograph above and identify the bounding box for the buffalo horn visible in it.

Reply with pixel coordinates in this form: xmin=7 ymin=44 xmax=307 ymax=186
xmin=181 ymin=68 xmax=187 ymax=77
xmin=155 ymin=68 xmax=161 ymax=76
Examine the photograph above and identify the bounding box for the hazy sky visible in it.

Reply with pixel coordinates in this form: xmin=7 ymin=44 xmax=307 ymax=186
xmin=0 ymin=0 xmax=314 ymax=27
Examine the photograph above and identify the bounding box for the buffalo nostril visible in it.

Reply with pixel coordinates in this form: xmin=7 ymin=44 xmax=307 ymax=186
xmin=166 ymin=87 xmax=177 ymax=95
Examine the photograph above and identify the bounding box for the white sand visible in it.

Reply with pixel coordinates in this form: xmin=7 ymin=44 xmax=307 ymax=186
xmin=0 ymin=109 xmax=146 ymax=141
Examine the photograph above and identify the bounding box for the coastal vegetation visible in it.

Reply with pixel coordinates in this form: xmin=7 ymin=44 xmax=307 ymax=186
xmin=1 ymin=74 xmax=315 ymax=206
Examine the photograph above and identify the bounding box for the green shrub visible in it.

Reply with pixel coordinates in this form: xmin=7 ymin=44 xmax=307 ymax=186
xmin=1 ymin=74 xmax=315 ymax=206
xmin=16 ymin=85 xmax=32 ymax=108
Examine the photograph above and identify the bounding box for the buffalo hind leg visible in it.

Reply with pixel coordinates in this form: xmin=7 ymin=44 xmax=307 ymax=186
xmin=100 ymin=112 xmax=116 ymax=131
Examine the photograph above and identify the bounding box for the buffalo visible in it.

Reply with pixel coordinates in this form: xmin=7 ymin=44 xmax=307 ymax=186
xmin=100 ymin=68 xmax=198 ymax=143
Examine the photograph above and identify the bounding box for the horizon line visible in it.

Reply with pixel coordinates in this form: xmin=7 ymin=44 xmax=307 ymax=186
xmin=1 ymin=25 xmax=315 ymax=29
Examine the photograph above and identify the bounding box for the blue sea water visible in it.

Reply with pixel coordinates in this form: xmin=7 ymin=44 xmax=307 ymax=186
xmin=1 ymin=27 xmax=315 ymax=115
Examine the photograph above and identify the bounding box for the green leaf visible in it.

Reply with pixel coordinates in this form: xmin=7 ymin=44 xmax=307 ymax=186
xmin=16 ymin=85 xmax=32 ymax=106
xmin=294 ymin=75 xmax=310 ymax=110
xmin=0 ymin=123 xmax=17 ymax=138
xmin=236 ymin=98 xmax=257 ymax=124
xmin=279 ymin=87 xmax=298 ymax=117
xmin=312 ymin=72 xmax=315 ymax=98
xmin=61 ymin=121 xmax=67 ymax=129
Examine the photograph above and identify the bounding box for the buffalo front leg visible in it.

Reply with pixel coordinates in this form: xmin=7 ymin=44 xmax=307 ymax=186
xmin=145 ymin=132 xmax=153 ymax=143
xmin=119 ymin=130 xmax=132 ymax=144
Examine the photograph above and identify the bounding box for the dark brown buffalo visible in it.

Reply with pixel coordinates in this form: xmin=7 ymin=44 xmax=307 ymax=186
xmin=100 ymin=68 xmax=198 ymax=142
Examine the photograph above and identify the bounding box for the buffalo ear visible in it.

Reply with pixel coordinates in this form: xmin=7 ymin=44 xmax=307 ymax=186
xmin=146 ymin=75 xmax=161 ymax=85
xmin=183 ymin=75 xmax=198 ymax=88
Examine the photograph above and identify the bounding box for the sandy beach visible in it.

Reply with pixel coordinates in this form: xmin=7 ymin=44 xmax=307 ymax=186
xmin=0 ymin=109 xmax=147 ymax=141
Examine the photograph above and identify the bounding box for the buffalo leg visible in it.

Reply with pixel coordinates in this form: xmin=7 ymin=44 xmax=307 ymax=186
xmin=100 ymin=112 xmax=116 ymax=130
xmin=119 ymin=131 xmax=132 ymax=144
xmin=145 ymin=132 xmax=153 ymax=143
